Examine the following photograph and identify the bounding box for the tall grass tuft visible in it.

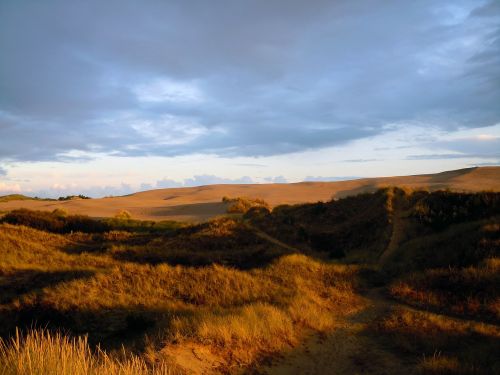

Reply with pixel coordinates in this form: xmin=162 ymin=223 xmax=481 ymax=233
xmin=0 ymin=329 xmax=173 ymax=375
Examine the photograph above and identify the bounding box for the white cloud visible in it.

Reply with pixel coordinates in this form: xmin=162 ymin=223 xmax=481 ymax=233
xmin=134 ymin=78 xmax=204 ymax=104
xmin=0 ymin=182 xmax=22 ymax=193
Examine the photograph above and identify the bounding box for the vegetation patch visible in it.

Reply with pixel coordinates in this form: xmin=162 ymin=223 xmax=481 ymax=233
xmin=390 ymin=258 xmax=500 ymax=323
xmin=372 ymin=307 xmax=500 ymax=374
xmin=222 ymin=196 xmax=270 ymax=214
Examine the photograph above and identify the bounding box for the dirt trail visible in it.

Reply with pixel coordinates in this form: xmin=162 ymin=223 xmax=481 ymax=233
xmin=260 ymin=288 xmax=415 ymax=375
xmin=246 ymin=223 xmax=300 ymax=253
xmin=379 ymin=193 xmax=410 ymax=265
xmin=246 ymin=223 xmax=416 ymax=374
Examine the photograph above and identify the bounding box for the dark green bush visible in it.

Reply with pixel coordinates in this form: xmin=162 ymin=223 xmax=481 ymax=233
xmin=413 ymin=191 xmax=500 ymax=229
xmin=1 ymin=209 xmax=109 ymax=233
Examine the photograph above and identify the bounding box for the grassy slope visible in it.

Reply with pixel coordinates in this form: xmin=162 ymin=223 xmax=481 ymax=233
xmin=0 ymin=218 xmax=361 ymax=372
xmin=0 ymin=188 xmax=499 ymax=374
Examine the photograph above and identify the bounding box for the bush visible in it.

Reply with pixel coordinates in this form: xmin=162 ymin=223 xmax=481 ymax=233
xmin=57 ymin=195 xmax=91 ymax=201
xmin=52 ymin=208 xmax=68 ymax=217
xmin=413 ymin=191 xmax=500 ymax=229
xmin=1 ymin=209 xmax=109 ymax=233
xmin=224 ymin=197 xmax=270 ymax=214
xmin=115 ymin=210 xmax=132 ymax=220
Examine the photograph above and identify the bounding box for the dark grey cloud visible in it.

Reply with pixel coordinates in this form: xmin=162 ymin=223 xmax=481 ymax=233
xmin=1 ymin=0 xmax=499 ymax=162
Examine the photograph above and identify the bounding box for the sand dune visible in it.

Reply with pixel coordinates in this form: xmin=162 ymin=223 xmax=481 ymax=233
xmin=1 ymin=167 xmax=499 ymax=222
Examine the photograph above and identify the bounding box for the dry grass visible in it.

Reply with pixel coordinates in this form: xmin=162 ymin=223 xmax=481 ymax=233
xmin=373 ymin=307 xmax=500 ymax=374
xmin=390 ymin=258 xmax=500 ymax=322
xmin=1 ymin=186 xmax=498 ymax=373
xmin=0 ymin=329 xmax=176 ymax=375
xmin=223 ymin=196 xmax=270 ymax=214
xmin=0 ymin=220 xmax=361 ymax=370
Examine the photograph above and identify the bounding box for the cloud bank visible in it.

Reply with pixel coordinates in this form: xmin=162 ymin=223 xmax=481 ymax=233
xmin=1 ymin=0 xmax=499 ymax=163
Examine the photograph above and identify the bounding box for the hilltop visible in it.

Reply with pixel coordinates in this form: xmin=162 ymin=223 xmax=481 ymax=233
xmin=1 ymin=166 xmax=499 ymax=222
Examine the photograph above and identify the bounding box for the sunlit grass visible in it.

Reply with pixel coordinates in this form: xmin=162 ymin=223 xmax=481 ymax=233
xmin=0 ymin=329 xmax=175 ymax=375
xmin=0 ymin=222 xmax=361 ymax=369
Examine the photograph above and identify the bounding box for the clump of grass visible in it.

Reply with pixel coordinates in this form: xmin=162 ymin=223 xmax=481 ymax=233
xmin=223 ymin=196 xmax=270 ymax=214
xmin=114 ymin=210 xmax=132 ymax=220
xmin=52 ymin=208 xmax=69 ymax=217
xmin=420 ymin=353 xmax=464 ymax=375
xmin=0 ymin=329 xmax=174 ymax=375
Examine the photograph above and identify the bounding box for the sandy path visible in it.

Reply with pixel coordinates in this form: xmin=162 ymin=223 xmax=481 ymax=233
xmin=260 ymin=288 xmax=415 ymax=375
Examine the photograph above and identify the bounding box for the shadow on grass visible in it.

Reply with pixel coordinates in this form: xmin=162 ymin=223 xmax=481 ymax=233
xmin=0 ymin=269 xmax=95 ymax=305
xmin=110 ymin=243 xmax=290 ymax=270
xmin=362 ymin=304 xmax=500 ymax=375
xmin=107 ymin=221 xmax=296 ymax=270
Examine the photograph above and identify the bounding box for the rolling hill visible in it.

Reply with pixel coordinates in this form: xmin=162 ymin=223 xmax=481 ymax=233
xmin=0 ymin=166 xmax=498 ymax=222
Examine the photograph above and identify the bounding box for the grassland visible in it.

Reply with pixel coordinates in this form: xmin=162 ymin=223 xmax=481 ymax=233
xmin=0 ymin=187 xmax=499 ymax=374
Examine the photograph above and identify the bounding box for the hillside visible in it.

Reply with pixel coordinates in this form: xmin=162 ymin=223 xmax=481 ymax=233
xmin=1 ymin=166 xmax=499 ymax=222
xmin=0 ymin=188 xmax=499 ymax=374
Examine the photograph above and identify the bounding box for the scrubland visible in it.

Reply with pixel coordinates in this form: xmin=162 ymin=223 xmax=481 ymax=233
xmin=0 ymin=187 xmax=499 ymax=374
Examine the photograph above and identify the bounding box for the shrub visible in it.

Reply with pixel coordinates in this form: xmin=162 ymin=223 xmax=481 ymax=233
xmin=412 ymin=191 xmax=500 ymax=229
xmin=1 ymin=209 xmax=109 ymax=233
xmin=115 ymin=210 xmax=132 ymax=220
xmin=52 ymin=208 xmax=68 ymax=217
xmin=224 ymin=197 xmax=270 ymax=214
xmin=57 ymin=195 xmax=91 ymax=201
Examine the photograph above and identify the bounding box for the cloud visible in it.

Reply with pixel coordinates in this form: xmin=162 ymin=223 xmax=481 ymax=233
xmin=264 ymin=176 xmax=288 ymax=183
xmin=236 ymin=163 xmax=268 ymax=168
xmin=30 ymin=183 xmax=135 ymax=199
xmin=0 ymin=166 xmax=6 ymax=176
xmin=468 ymin=161 xmax=500 ymax=166
xmin=183 ymin=175 xmax=253 ymax=186
xmin=407 ymin=154 xmax=476 ymax=160
xmin=0 ymin=0 xmax=499 ymax=162
xmin=342 ymin=159 xmax=379 ymax=163
xmin=155 ymin=175 xmax=254 ymax=189
xmin=409 ymin=135 xmax=500 ymax=160
xmin=304 ymin=176 xmax=361 ymax=182
xmin=156 ymin=178 xmax=183 ymax=189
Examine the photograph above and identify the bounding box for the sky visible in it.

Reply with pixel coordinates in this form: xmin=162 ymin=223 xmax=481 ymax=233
xmin=0 ymin=0 xmax=499 ymax=198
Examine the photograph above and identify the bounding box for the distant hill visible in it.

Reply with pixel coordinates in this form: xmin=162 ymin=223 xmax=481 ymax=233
xmin=0 ymin=166 xmax=498 ymax=221
xmin=0 ymin=194 xmax=54 ymax=203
